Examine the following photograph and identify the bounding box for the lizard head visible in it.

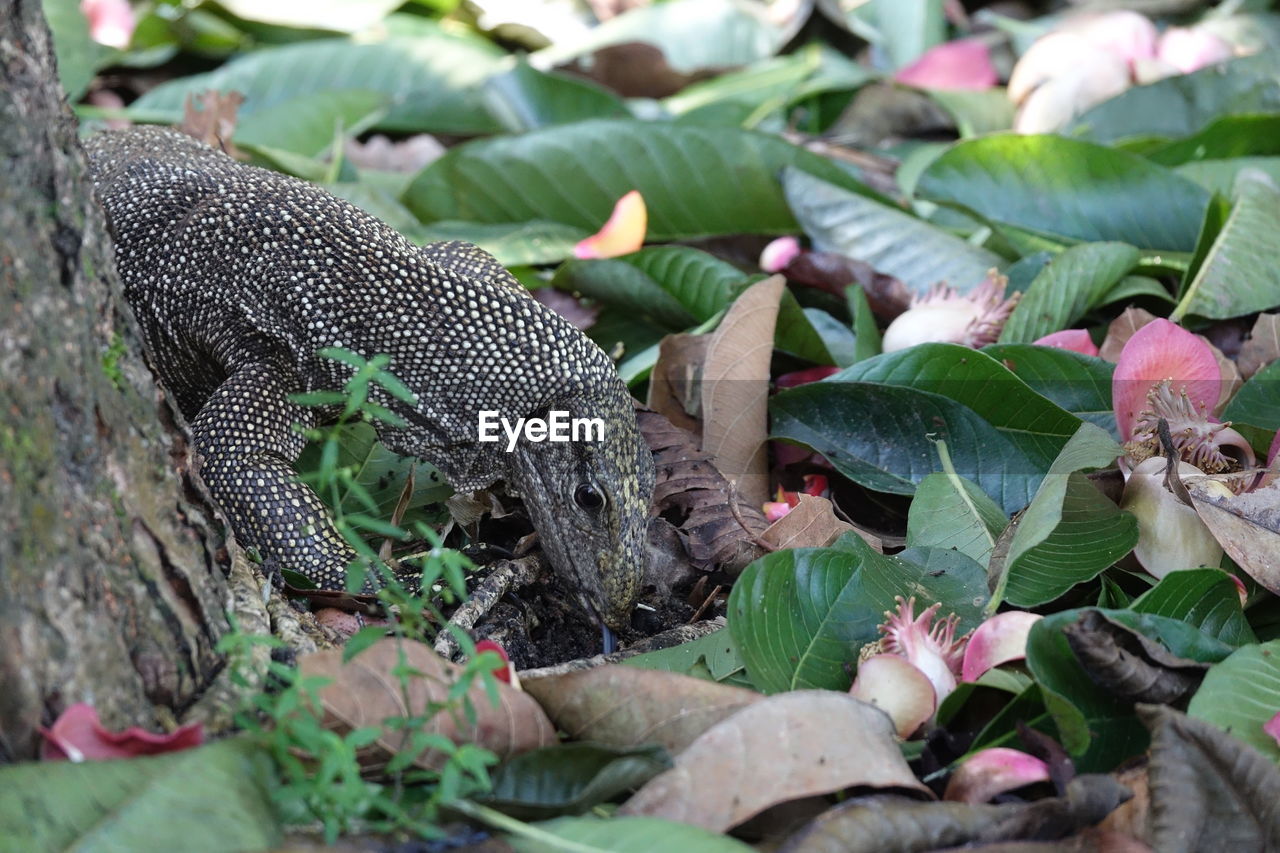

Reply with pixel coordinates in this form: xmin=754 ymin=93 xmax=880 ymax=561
xmin=505 ymin=394 xmax=655 ymax=631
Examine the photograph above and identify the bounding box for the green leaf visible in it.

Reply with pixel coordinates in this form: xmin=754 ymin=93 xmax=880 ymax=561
xmin=1144 ymin=114 xmax=1280 ymax=167
xmin=403 ymin=119 xmax=875 ymax=241
xmin=1188 ymin=640 xmax=1280 ymax=763
xmin=664 ymin=51 xmax=829 ymax=124
xmin=1177 ymin=156 xmax=1280 ymax=196
xmin=907 ymin=470 xmax=1007 ymax=566
xmin=847 ymin=284 xmax=882 ymax=363
xmin=484 ymin=61 xmax=630 ymax=133
xmin=480 ymin=743 xmax=671 ymax=820
xmin=0 ymin=738 xmax=281 ymax=851
xmin=784 ymin=166 xmax=1002 ymax=293
xmin=1067 ymin=53 xmax=1280 ymax=145
xmin=553 ymin=247 xmax=742 ymax=327
xmin=213 ymin=0 xmax=405 ymax=31
xmin=998 ymin=243 xmax=1140 ymax=344
xmin=531 ymin=0 xmax=786 ymax=73
xmin=234 ymin=89 xmax=388 ymax=157
xmin=839 ymin=0 xmax=945 ymax=69
xmin=926 ymin=89 xmax=1015 ymax=138
xmin=410 ymin=220 xmax=590 ymax=268
xmin=729 ymin=535 xmax=987 ymax=694
xmin=622 ymin=628 xmax=747 ymax=684
xmin=1132 ymin=569 xmax=1256 ymax=648
xmin=43 ymin=0 xmax=99 ymax=101
xmin=510 ymin=815 xmax=753 ymax=852
xmin=980 ymin=345 xmax=1116 ymax=436
xmin=833 ymin=344 xmax=1083 ymax=471
xmin=771 ymin=381 xmax=1038 ymax=512
xmin=1027 ymin=608 xmax=1234 ymax=769
xmin=1221 ymin=360 xmax=1280 ymax=432
xmin=130 ymin=30 xmax=505 ymax=135
xmin=917 ymin=135 xmax=1212 ymax=252
xmin=994 ymin=424 xmax=1135 ymax=609
xmin=297 ymin=422 xmax=452 ymax=519
xmin=1172 ymin=169 xmax=1280 ymax=321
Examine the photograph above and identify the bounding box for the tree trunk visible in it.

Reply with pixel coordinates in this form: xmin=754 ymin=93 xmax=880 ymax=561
xmin=0 ymin=0 xmax=258 ymax=761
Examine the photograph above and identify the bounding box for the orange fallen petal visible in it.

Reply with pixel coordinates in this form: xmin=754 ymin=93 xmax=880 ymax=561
xmin=574 ymin=190 xmax=647 ymax=259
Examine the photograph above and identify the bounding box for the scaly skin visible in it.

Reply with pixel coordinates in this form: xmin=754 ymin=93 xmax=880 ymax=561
xmin=87 ymin=127 xmax=654 ymax=629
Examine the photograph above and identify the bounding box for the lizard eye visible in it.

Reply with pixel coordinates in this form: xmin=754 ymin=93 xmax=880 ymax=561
xmin=574 ymin=482 xmax=606 ymax=511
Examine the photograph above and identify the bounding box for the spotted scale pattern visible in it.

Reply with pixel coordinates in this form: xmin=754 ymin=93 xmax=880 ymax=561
xmin=86 ymin=127 xmax=655 ymax=628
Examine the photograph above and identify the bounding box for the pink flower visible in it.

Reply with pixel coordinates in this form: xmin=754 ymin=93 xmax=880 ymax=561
xmin=1112 ymin=319 xmax=1253 ymax=472
xmin=961 ymin=611 xmax=1042 ymax=682
xmin=41 ymin=703 xmax=203 ymax=762
xmin=81 ymin=0 xmax=135 ymax=49
xmin=943 ymin=748 xmax=1051 ymax=803
xmin=1032 ymin=329 xmax=1099 ymax=357
xmin=1265 ymin=710 xmax=1280 ymax=748
xmin=759 ymin=236 xmax=802 ymax=273
xmin=895 ymin=40 xmax=998 ymax=92
xmin=1158 ymin=27 xmax=1234 ymax=74
xmin=879 ymin=596 xmax=966 ymax=704
xmin=762 ymin=474 xmax=830 ymax=522
xmin=574 ymin=191 xmax=646 ymax=259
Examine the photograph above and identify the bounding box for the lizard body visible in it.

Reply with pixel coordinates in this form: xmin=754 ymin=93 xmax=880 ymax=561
xmin=86 ymin=127 xmax=654 ymax=629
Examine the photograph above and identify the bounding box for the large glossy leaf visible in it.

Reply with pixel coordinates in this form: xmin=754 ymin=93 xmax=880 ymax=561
xmin=1131 ymin=569 xmax=1256 ymax=648
xmin=44 ymin=0 xmax=99 ymax=101
xmin=834 ymin=0 xmax=945 ymax=69
xmin=0 ymin=738 xmax=280 ymax=851
xmin=998 ymin=243 xmax=1140 ymax=344
xmin=1027 ymin=608 xmax=1234 ymax=770
xmin=479 ymin=743 xmax=671 ymax=820
xmin=1188 ymin=640 xmax=1280 ymax=763
xmin=783 ymin=167 xmax=1002 ymax=294
xmin=483 ymin=61 xmax=630 ymax=133
xmin=1221 ymin=360 xmax=1280 ymax=432
xmin=833 ymin=344 xmax=1083 ymax=470
xmin=994 ymin=424 xmax=1135 ymax=609
xmin=531 ymin=0 xmax=786 ymax=73
xmin=1067 ymin=52 xmax=1280 ymax=145
xmin=1177 ymin=156 xmax=1280 ymax=196
xmin=1145 ymin=114 xmax=1280 ymax=167
xmin=771 ymin=381 xmax=1039 ymax=512
xmin=552 ymin=247 xmax=833 ymax=363
xmin=728 ymin=535 xmax=987 ymax=694
xmin=917 ymin=135 xmax=1211 ymax=252
xmin=980 ymin=345 xmax=1116 ymax=436
xmin=409 ymin=220 xmax=590 ymax=268
xmin=131 ymin=30 xmax=505 ymax=134
xmin=906 ymin=471 xmax=1007 ymax=566
xmin=402 ymin=119 xmax=874 ymax=240
xmin=1172 ymin=169 xmax=1280 ymax=321
xmin=234 ymin=90 xmax=388 ymax=156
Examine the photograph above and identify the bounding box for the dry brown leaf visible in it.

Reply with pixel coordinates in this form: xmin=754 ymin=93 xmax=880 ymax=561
xmin=1238 ymin=313 xmax=1280 ymax=379
xmin=638 ymin=405 xmax=769 ymax=574
xmin=701 ymin=275 xmax=785 ymax=508
xmin=619 ymin=690 xmax=928 ymax=832
xmin=179 ymin=91 xmax=244 ymax=156
xmin=1099 ymin=307 xmax=1158 ymax=363
xmin=1184 ymin=477 xmax=1280 ymax=594
xmin=647 ymin=333 xmax=709 ymax=434
xmin=300 ymin=637 xmax=555 ymax=771
xmin=523 ymin=664 xmax=762 ymax=754
xmin=762 ymin=493 xmax=882 ymax=551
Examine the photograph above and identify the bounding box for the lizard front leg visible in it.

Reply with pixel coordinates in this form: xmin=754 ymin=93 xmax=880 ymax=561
xmin=189 ymin=362 xmax=358 ymax=589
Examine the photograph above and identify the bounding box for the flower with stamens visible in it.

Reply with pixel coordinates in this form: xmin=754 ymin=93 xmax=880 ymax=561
xmin=881 ymin=272 xmax=1018 ymax=353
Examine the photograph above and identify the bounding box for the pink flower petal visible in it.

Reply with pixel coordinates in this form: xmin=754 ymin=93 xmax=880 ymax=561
xmin=961 ymin=611 xmax=1043 ymax=682
xmin=1111 ymin=319 xmax=1221 ymax=441
xmin=475 ymin=639 xmax=514 ymax=684
xmin=850 ymin=654 xmax=937 ymax=738
xmin=760 ymin=236 xmax=802 ymax=273
xmin=895 ymin=39 xmax=997 ymax=91
xmin=764 ymin=501 xmax=792 ymax=522
xmin=1032 ymin=329 xmax=1099 ymax=357
xmin=1066 ymin=11 xmax=1158 ymax=67
xmin=1268 ymin=430 xmax=1279 ymax=468
xmin=40 ymin=703 xmax=203 ymax=762
xmin=1265 ymin=710 xmax=1280 ymax=747
xmin=1158 ymin=27 xmax=1234 ymax=75
xmin=573 ymin=191 xmax=646 ymax=259
xmin=943 ymin=748 xmax=1051 ymax=803
xmin=81 ymin=0 xmax=135 ymax=49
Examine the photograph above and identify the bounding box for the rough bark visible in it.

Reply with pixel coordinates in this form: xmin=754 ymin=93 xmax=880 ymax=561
xmin=0 ymin=0 xmax=244 ymax=761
